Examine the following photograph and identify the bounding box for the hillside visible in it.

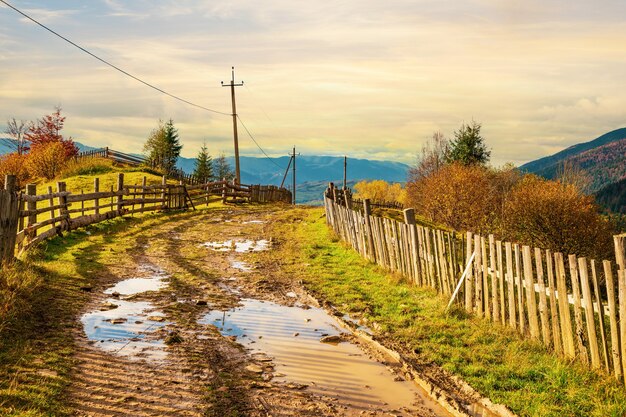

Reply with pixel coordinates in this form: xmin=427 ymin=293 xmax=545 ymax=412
xmin=596 ymin=177 xmax=626 ymax=214
xmin=520 ymin=128 xmax=626 ymax=193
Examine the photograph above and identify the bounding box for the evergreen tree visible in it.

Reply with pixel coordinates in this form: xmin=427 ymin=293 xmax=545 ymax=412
xmin=446 ymin=120 xmax=490 ymax=166
xmin=193 ymin=142 xmax=213 ymax=183
xmin=143 ymin=119 xmax=182 ymax=174
xmin=214 ymin=153 xmax=235 ymax=181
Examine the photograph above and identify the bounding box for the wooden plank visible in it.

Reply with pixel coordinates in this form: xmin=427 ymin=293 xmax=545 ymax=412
xmin=604 ymin=260 xmax=622 ymax=381
xmin=465 ymin=231 xmax=474 ymax=313
xmin=535 ymin=247 xmax=551 ymax=346
xmin=514 ymin=244 xmax=525 ymax=333
xmin=522 ymin=246 xmax=540 ymax=340
xmin=545 ymin=250 xmax=562 ymax=355
xmin=474 ymin=234 xmax=483 ymax=317
xmin=616 ymin=235 xmax=626 ymax=271
xmin=94 ymin=178 xmax=100 ymax=215
xmin=505 ymin=242 xmax=516 ymax=329
xmin=489 ymin=235 xmax=499 ymax=323
xmin=591 ymin=260 xmax=610 ymax=372
xmin=556 ymin=253 xmax=576 ymax=358
xmin=569 ymin=254 xmax=589 ymax=365
xmin=578 ymin=257 xmax=600 ymax=369
xmin=480 ymin=236 xmax=489 ymax=319
xmin=26 ymin=184 xmax=37 ymax=241
xmin=20 ymin=191 xmax=70 ymax=203
xmin=619 ymin=269 xmax=626 ymax=386
xmin=497 ymin=240 xmax=505 ymax=325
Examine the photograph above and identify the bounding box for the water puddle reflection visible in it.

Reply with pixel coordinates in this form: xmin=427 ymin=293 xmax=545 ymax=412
xmin=200 ymin=299 xmax=449 ymax=415
xmin=201 ymin=239 xmax=270 ymax=252
xmin=82 ymin=299 xmax=169 ymax=361
xmin=81 ymin=265 xmax=170 ymax=361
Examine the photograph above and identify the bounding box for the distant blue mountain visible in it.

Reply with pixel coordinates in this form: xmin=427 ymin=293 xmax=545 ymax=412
xmin=0 ymin=138 xmax=97 ymax=154
xmin=177 ymin=155 xmax=409 ymax=186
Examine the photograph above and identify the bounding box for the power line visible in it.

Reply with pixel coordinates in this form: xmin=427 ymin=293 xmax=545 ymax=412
xmin=236 ymin=114 xmax=284 ymax=170
xmin=0 ymin=0 xmax=231 ymax=116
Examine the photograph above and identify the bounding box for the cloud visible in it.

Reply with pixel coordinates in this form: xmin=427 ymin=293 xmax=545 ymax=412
xmin=1 ymin=0 xmax=626 ymax=166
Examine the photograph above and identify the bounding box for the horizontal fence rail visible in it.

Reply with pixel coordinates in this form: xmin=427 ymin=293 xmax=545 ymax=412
xmin=324 ymin=184 xmax=626 ymax=382
xmin=76 ymin=147 xmax=214 ymax=185
xmin=0 ymin=174 xmax=291 ymax=262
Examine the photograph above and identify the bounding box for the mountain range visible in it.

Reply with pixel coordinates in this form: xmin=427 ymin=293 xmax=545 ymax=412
xmin=520 ymin=127 xmax=626 ymax=213
xmin=0 ymin=138 xmax=410 ymax=204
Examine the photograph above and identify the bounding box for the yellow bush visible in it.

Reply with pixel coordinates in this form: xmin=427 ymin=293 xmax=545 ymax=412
xmin=354 ymin=180 xmax=405 ymax=204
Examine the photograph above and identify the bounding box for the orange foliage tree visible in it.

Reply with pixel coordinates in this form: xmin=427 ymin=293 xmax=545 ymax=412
xmin=406 ymin=163 xmax=498 ymax=232
xmin=353 ymin=180 xmax=406 ymax=204
xmin=0 ymin=153 xmax=30 ymax=188
xmin=501 ymin=175 xmax=614 ymax=259
xmin=26 ymin=142 xmax=71 ymax=180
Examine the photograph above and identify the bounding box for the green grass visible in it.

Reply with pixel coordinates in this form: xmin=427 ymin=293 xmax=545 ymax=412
xmin=269 ymin=207 xmax=626 ymax=417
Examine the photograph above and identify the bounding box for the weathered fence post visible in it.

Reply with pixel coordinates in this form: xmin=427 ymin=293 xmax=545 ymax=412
xmin=0 ymin=175 xmax=19 ymax=264
xmin=364 ymin=199 xmax=376 ymax=262
xmin=162 ymin=175 xmax=167 ymax=209
xmin=117 ymin=173 xmax=124 ymax=214
xmin=26 ymin=184 xmax=37 ymax=240
xmin=616 ymin=234 xmax=626 ymax=271
xmin=94 ymin=177 xmax=100 ymax=215
xmin=57 ymin=182 xmax=69 ymax=232
xmin=221 ymin=178 xmax=227 ymax=204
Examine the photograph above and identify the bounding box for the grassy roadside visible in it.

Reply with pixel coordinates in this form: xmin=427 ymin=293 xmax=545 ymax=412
xmin=268 ymin=206 xmax=626 ymax=417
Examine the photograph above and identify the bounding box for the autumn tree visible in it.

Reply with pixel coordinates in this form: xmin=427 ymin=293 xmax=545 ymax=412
xmin=143 ymin=119 xmax=183 ymax=174
xmin=353 ymin=180 xmax=405 ymax=204
xmin=446 ymin=120 xmax=490 ymax=166
xmin=193 ymin=142 xmax=213 ymax=183
xmin=408 ymin=131 xmax=449 ymax=182
xmin=501 ymin=175 xmax=614 ymax=259
xmin=556 ymin=160 xmax=592 ymax=194
xmin=214 ymin=153 xmax=235 ymax=181
xmin=3 ymin=118 xmax=29 ymax=155
xmin=26 ymin=142 xmax=70 ymax=180
xmin=0 ymin=153 xmax=30 ymax=188
xmin=406 ymin=163 xmax=497 ymax=232
xmin=25 ymin=107 xmax=78 ymax=158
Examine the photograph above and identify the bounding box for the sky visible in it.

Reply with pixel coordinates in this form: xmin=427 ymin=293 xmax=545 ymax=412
xmin=1 ymin=0 xmax=626 ymax=167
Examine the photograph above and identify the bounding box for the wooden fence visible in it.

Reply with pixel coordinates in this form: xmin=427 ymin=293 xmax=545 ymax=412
xmin=0 ymin=174 xmax=291 ymax=262
xmin=324 ymin=184 xmax=626 ymax=381
xmin=76 ymin=147 xmax=207 ymax=185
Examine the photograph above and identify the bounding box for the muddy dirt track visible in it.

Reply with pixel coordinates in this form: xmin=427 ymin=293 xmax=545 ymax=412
xmin=66 ymin=207 xmax=461 ymax=417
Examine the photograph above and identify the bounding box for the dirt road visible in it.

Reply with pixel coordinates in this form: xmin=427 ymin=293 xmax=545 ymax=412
xmin=67 ymin=207 xmax=453 ymax=417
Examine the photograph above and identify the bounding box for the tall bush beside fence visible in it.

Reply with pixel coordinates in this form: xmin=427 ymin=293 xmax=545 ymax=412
xmin=324 ymin=183 xmax=626 ymax=381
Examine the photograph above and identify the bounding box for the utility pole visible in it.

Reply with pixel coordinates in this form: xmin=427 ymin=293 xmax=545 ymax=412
xmin=291 ymin=146 xmax=299 ymax=205
xmin=221 ymin=67 xmax=243 ymax=184
xmin=343 ymin=156 xmax=347 ymax=189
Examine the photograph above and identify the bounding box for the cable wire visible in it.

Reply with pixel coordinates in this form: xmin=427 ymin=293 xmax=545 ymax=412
xmin=236 ymin=114 xmax=284 ymax=170
xmin=0 ymin=0 xmax=231 ymax=116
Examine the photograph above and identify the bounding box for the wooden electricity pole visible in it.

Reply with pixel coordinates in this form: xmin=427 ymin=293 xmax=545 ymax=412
xmin=343 ymin=156 xmax=347 ymax=189
xmin=221 ymin=67 xmax=243 ymax=184
xmin=292 ymin=146 xmax=297 ymax=205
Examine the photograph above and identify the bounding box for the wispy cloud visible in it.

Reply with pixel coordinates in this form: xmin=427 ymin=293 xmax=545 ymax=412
xmin=1 ymin=0 xmax=625 ymax=165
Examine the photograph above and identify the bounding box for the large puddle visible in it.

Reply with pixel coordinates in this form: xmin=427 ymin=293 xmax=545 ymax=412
xmin=81 ymin=267 xmax=170 ymax=361
xmin=200 ymin=299 xmax=450 ymax=416
xmin=201 ymin=239 xmax=271 ymax=252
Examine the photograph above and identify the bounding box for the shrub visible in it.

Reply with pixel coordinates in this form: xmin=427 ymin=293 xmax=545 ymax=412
xmin=26 ymin=141 xmax=70 ymax=180
xmin=0 ymin=153 xmax=30 ymax=188
xmin=501 ymin=175 xmax=614 ymax=259
xmin=406 ymin=163 xmax=497 ymax=232
xmin=60 ymin=157 xmax=114 ymax=178
xmin=354 ymin=180 xmax=406 ymax=204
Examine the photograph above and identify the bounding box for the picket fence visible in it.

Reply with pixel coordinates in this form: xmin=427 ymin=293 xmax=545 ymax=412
xmin=324 ymin=183 xmax=626 ymax=381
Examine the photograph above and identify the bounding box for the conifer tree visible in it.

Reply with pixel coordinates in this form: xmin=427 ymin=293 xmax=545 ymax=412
xmin=446 ymin=120 xmax=490 ymax=166
xmin=193 ymin=142 xmax=213 ymax=183
xmin=214 ymin=153 xmax=235 ymax=181
xmin=143 ymin=119 xmax=182 ymax=174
